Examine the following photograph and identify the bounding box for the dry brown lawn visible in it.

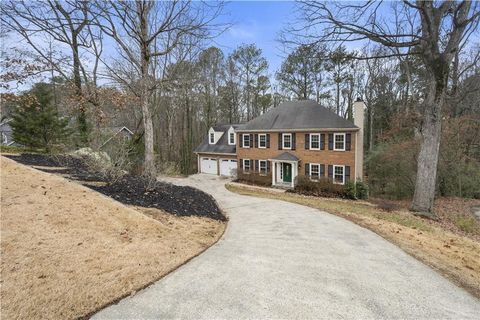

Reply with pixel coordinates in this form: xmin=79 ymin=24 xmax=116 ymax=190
xmin=226 ymin=183 xmax=480 ymax=299
xmin=0 ymin=157 xmax=225 ymax=319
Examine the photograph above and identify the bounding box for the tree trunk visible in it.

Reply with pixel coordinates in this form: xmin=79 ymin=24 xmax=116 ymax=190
xmin=411 ymin=62 xmax=447 ymax=215
xmin=72 ymin=33 xmax=88 ymax=145
xmin=138 ymin=2 xmax=155 ymax=179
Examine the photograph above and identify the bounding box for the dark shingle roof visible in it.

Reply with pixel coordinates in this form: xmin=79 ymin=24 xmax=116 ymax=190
xmin=238 ymin=100 xmax=357 ymax=131
xmin=195 ymin=124 xmax=243 ymax=154
xmin=271 ymin=152 xmax=300 ymax=161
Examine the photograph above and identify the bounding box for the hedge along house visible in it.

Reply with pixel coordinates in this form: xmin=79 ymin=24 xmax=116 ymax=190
xmin=235 ymin=99 xmax=365 ymax=188
xmin=195 ymin=124 xmax=243 ymax=176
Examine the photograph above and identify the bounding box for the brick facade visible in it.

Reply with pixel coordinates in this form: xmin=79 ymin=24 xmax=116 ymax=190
xmin=236 ymin=131 xmax=358 ymax=183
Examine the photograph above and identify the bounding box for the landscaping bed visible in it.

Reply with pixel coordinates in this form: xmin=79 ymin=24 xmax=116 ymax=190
xmin=5 ymin=153 xmax=225 ymax=221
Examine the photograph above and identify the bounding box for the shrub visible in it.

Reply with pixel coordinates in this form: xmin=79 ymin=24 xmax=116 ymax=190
xmin=344 ymin=181 xmax=357 ymax=199
xmin=292 ymin=176 xmax=347 ymax=198
xmin=355 ymin=181 xmax=369 ymax=200
xmin=236 ymin=171 xmax=272 ymax=187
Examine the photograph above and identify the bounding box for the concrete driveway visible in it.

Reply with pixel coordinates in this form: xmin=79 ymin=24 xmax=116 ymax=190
xmin=94 ymin=174 xmax=480 ymax=319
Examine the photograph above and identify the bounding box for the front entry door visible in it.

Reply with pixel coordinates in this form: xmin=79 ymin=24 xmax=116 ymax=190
xmin=282 ymin=163 xmax=292 ymax=182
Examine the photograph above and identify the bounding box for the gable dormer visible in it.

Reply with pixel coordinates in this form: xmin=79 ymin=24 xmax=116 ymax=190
xmin=227 ymin=126 xmax=236 ymax=145
xmin=208 ymin=127 xmax=223 ymax=145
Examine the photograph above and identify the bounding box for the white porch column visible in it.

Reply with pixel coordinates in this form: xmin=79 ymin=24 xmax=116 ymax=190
xmin=272 ymin=161 xmax=276 ymax=185
xmin=291 ymin=162 xmax=295 ymax=188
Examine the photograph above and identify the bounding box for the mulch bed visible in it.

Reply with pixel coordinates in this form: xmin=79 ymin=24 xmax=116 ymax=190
xmin=4 ymin=153 xmax=225 ymax=221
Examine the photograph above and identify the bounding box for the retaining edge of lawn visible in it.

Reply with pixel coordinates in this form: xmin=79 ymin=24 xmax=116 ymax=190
xmin=225 ymin=183 xmax=480 ymax=300
xmin=2 ymin=157 xmax=229 ymax=319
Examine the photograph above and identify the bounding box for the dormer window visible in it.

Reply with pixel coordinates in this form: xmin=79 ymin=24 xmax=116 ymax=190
xmin=209 ymin=132 xmax=215 ymax=144
xmin=229 ymin=132 xmax=235 ymax=145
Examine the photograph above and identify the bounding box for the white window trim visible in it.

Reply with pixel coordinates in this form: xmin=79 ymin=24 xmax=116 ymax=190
xmin=209 ymin=132 xmax=215 ymax=144
xmin=333 ymin=133 xmax=346 ymax=151
xmin=282 ymin=133 xmax=292 ymax=150
xmin=333 ymin=165 xmax=345 ymax=185
xmin=259 ymin=160 xmax=267 ymax=175
xmin=243 ymin=159 xmax=251 ymax=173
xmin=258 ymin=134 xmax=267 ymax=148
xmin=242 ymin=134 xmax=250 ymax=148
xmin=309 ymin=133 xmax=320 ymax=150
xmin=309 ymin=163 xmax=320 ymax=180
xmin=228 ymin=131 xmax=235 ymax=145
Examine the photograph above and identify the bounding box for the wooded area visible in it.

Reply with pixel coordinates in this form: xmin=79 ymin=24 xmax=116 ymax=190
xmin=1 ymin=1 xmax=479 ymax=215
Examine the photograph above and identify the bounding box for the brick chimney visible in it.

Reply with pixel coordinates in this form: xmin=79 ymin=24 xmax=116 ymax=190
xmin=353 ymin=98 xmax=365 ymax=181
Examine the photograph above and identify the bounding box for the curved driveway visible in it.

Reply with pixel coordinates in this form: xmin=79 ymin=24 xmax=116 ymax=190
xmin=94 ymin=174 xmax=480 ymax=319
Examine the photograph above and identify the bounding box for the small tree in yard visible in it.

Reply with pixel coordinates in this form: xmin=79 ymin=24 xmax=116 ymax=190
xmin=11 ymin=83 xmax=71 ymax=153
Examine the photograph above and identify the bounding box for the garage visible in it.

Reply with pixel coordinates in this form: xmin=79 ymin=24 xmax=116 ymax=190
xmin=200 ymin=157 xmax=218 ymax=175
xmin=220 ymin=159 xmax=237 ymax=176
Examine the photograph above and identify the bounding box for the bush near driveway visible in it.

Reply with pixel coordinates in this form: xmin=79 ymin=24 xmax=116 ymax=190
xmin=290 ymin=176 xmax=369 ymax=200
xmin=236 ymin=171 xmax=272 ymax=187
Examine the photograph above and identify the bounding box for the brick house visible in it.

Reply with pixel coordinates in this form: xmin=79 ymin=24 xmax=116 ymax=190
xmin=195 ymin=99 xmax=365 ymax=187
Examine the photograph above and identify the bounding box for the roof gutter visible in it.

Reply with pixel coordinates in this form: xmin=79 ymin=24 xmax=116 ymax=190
xmin=236 ymin=127 xmax=359 ymax=133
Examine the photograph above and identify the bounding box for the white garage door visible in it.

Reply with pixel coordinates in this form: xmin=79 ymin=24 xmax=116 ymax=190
xmin=200 ymin=157 xmax=218 ymax=175
xmin=220 ymin=159 xmax=237 ymax=177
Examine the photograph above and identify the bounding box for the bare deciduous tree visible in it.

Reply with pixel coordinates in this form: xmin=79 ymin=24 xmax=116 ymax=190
xmin=95 ymin=0 xmax=223 ymax=180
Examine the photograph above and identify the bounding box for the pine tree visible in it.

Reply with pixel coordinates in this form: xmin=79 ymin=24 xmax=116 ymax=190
xmin=11 ymin=82 xmax=72 ymax=153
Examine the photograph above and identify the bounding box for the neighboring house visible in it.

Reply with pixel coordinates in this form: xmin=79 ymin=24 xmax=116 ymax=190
xmin=195 ymin=124 xmax=243 ymax=177
xmin=0 ymin=119 xmax=16 ymax=146
xmin=195 ymin=99 xmax=365 ymax=187
xmin=99 ymin=126 xmax=134 ymax=149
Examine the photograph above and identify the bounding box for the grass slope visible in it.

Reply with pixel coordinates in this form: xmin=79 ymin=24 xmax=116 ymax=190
xmin=0 ymin=157 xmax=225 ymax=319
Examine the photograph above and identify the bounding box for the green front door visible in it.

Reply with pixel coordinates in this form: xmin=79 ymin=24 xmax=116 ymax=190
xmin=283 ymin=163 xmax=292 ymax=182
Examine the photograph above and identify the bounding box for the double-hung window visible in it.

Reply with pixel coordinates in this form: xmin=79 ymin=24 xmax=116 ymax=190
xmin=334 ymin=133 xmax=345 ymax=151
xmin=242 ymin=134 xmax=250 ymax=148
xmin=310 ymin=164 xmax=320 ymax=180
xmin=209 ymin=132 xmax=215 ymax=144
xmin=282 ymin=133 xmax=292 ymax=149
xmin=243 ymin=159 xmax=251 ymax=172
xmin=258 ymin=134 xmax=267 ymax=148
xmin=229 ymin=132 xmax=235 ymax=145
xmin=310 ymin=134 xmax=320 ymax=150
xmin=259 ymin=160 xmax=267 ymax=175
xmin=333 ymin=165 xmax=345 ymax=185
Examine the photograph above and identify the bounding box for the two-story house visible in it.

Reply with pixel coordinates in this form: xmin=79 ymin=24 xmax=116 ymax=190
xmin=195 ymin=99 xmax=365 ymax=187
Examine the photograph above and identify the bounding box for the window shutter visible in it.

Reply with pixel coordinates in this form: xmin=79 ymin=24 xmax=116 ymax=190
xmin=267 ymin=161 xmax=271 ymax=173
xmin=305 ymin=134 xmax=310 ymax=150
xmin=254 ymin=134 xmax=258 ymax=148
xmin=255 ymin=160 xmax=259 ymax=172
xmin=240 ymin=159 xmax=243 ymax=169
xmin=320 ymin=134 xmax=325 ymax=150
xmin=266 ymin=134 xmax=270 ymax=148
xmin=346 ymin=133 xmax=351 ymax=151
xmin=320 ymin=164 xmax=325 ymax=177
xmin=250 ymin=134 xmax=253 ymax=147
xmin=328 ymin=165 xmax=333 ymax=180
xmin=328 ymin=134 xmax=334 ymax=150
xmin=291 ymin=133 xmax=296 ymax=150
xmin=305 ymin=163 xmax=310 ymax=176
xmin=278 ymin=133 xmax=283 ymax=150
xmin=240 ymin=135 xmax=243 ymax=148
xmin=345 ymin=166 xmax=350 ymax=182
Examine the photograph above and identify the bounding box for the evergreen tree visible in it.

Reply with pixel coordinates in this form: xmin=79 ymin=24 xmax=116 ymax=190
xmin=11 ymin=83 xmax=71 ymax=153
